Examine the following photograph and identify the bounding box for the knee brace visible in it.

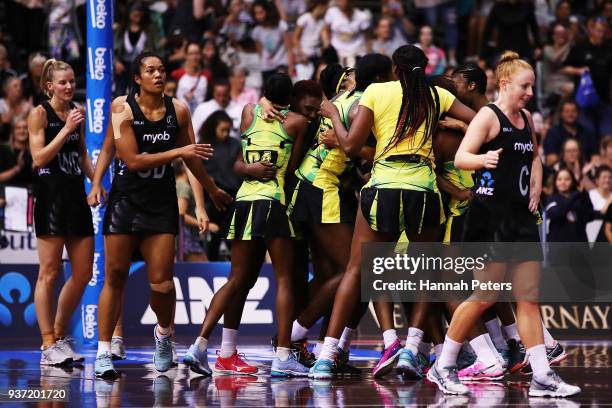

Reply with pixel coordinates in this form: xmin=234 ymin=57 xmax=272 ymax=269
xmin=150 ymin=280 xmax=175 ymax=293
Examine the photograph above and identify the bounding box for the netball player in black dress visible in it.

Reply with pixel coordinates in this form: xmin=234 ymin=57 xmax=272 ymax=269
xmin=28 ymin=59 xmax=95 ymax=365
xmin=94 ymin=52 xmax=231 ymax=377
xmin=428 ymin=52 xmax=580 ymax=397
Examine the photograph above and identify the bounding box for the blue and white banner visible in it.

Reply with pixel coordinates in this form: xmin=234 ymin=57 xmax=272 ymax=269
xmin=75 ymin=0 xmax=114 ymax=347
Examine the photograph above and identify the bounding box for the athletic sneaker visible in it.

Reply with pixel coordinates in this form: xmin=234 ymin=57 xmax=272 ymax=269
xmin=529 ymin=370 xmax=581 ymax=397
xmin=426 ymin=363 xmax=469 ymax=395
xmin=111 ymin=337 xmax=126 ymax=360
xmin=153 ymin=326 xmax=174 ymax=372
xmin=373 ymin=339 xmax=402 ymax=378
xmin=56 ymin=336 xmax=84 ymax=363
xmin=506 ymin=339 xmax=527 ymax=373
xmin=40 ymin=344 xmax=72 ymax=366
xmin=271 ymin=336 xmax=316 ymax=368
xmin=336 ymin=348 xmax=361 ymax=377
xmin=458 ymin=360 xmax=505 ymax=381
xmin=171 ymin=340 xmax=178 ymax=367
xmin=309 ymin=358 xmax=334 ymax=379
xmin=153 ymin=375 xmax=172 ymax=407
xmin=214 ymin=350 xmax=258 ymax=375
xmin=456 ymin=348 xmax=477 ymax=370
xmin=94 ymin=351 xmax=117 ymax=378
xmin=271 ymin=351 xmax=310 ymax=377
xmin=418 ymin=351 xmax=432 ymax=375
xmin=521 ymin=342 xmax=568 ymax=376
xmin=396 ymin=349 xmax=424 ymax=379
xmin=183 ymin=344 xmax=212 ymax=376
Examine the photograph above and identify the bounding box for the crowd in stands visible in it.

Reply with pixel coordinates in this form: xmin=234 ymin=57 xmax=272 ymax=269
xmin=0 ymin=0 xmax=611 ymax=258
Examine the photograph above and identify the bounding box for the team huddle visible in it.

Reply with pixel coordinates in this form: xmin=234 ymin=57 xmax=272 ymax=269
xmin=29 ymin=44 xmax=580 ymax=398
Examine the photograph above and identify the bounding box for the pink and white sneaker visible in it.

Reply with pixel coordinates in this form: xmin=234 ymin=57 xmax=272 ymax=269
xmin=373 ymin=339 xmax=403 ymax=378
xmin=458 ymin=360 xmax=505 ymax=381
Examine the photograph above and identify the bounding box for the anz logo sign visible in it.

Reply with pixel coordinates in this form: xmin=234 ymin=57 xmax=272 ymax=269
xmin=140 ymin=276 xmax=273 ymax=325
xmin=0 ymin=272 xmax=36 ymax=327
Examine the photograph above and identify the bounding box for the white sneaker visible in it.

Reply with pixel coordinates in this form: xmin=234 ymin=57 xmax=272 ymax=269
xmin=56 ymin=337 xmax=84 ymax=363
xmin=426 ymin=362 xmax=469 ymax=395
xmin=40 ymin=344 xmax=72 ymax=366
xmin=529 ymin=370 xmax=581 ymax=397
xmin=111 ymin=337 xmax=126 ymax=360
xmin=171 ymin=340 xmax=178 ymax=367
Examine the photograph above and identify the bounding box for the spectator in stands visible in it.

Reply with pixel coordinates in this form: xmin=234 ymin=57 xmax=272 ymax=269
xmin=545 ymin=168 xmax=594 ymax=242
xmin=48 ymin=0 xmax=81 ymax=64
xmin=562 ymin=17 xmax=612 ymax=142
xmin=586 ymin=165 xmax=612 ymax=242
xmin=20 ymin=53 xmax=46 ymax=107
xmin=201 ymin=39 xmax=229 ymax=84
xmin=0 ymin=116 xmax=35 ymax=186
xmin=484 ymin=67 xmax=498 ymax=101
xmin=219 ymin=0 xmax=251 ymax=46
xmin=114 ymin=1 xmax=163 ymax=95
xmin=480 ymin=0 xmax=542 ymax=63
xmin=294 ymin=0 xmax=328 ymax=74
xmin=235 ymin=38 xmax=263 ymax=92
xmin=169 ymin=0 xmax=212 ymax=42
xmin=0 ymin=44 xmax=17 ymax=98
xmin=550 ymin=1 xmax=573 ymax=30
xmin=192 ymin=79 xmax=241 ymax=138
xmin=368 ymin=16 xmax=407 ymax=58
xmin=414 ymin=0 xmax=458 ymax=65
xmin=416 ymin=25 xmax=447 ymax=76
xmin=379 ymin=0 xmax=415 ymax=43
xmin=276 ymin=0 xmax=308 ymax=30
xmin=321 ymin=0 xmax=371 ymax=67
xmin=582 ymin=136 xmax=612 ymax=190
xmin=164 ymin=77 xmax=178 ymax=98
xmin=198 ymin=110 xmax=241 ymax=260
xmin=251 ymin=0 xmax=294 ymax=82
xmin=544 ymin=100 xmax=597 ymax=166
xmin=553 ymin=138 xmax=585 ymax=185
xmin=173 ymin=42 xmax=208 ymax=112
xmin=229 ymin=66 xmax=258 ymax=110
xmin=0 ymin=77 xmax=32 ymax=142
xmin=175 ymin=159 xmax=208 ymax=262
xmin=541 ymin=24 xmax=575 ymax=103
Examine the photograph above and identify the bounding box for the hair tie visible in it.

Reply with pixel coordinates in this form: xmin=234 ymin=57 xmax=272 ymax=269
xmin=335 ymin=71 xmax=348 ymax=95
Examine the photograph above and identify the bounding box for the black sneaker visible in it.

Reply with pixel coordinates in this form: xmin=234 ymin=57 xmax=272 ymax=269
xmin=520 ymin=342 xmax=568 ymax=376
xmin=335 ymin=348 xmax=361 ymax=377
xmin=506 ymin=339 xmax=527 ymax=373
xmin=271 ymin=335 xmax=316 ymax=368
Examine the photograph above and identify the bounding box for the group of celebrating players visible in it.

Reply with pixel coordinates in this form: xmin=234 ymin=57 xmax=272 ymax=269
xmin=29 ymin=43 xmax=580 ymax=398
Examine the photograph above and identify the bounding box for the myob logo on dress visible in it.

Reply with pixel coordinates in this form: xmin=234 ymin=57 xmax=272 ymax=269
xmin=143 ymin=131 xmax=171 ymax=143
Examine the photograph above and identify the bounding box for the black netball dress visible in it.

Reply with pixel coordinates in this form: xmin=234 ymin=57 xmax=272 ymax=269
xmin=462 ymin=104 xmax=542 ymax=261
xmin=34 ymin=101 xmax=93 ymax=237
xmin=103 ymin=94 xmax=180 ymax=235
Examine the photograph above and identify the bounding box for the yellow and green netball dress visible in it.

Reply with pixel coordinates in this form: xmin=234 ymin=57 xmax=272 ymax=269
xmin=441 ymin=161 xmax=474 ymax=243
xmin=225 ymin=105 xmax=295 ymax=240
xmin=287 ymin=91 xmax=361 ymax=224
xmin=359 ymin=82 xmax=456 ymax=235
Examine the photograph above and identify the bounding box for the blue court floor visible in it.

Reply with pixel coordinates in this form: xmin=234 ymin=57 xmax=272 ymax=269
xmin=0 ymin=339 xmax=609 ymax=407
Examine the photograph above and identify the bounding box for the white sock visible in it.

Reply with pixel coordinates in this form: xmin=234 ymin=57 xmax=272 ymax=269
xmin=313 ymin=341 xmax=323 ymax=358
xmin=319 ymin=337 xmax=339 ymax=361
xmin=338 ymin=327 xmax=356 ymax=352
xmin=527 ymin=344 xmax=551 ymax=380
xmin=156 ymin=325 xmax=171 ymax=339
xmin=111 ymin=336 xmax=123 ymax=341
xmin=276 ymin=346 xmax=290 ymax=362
xmin=501 ymin=323 xmax=520 ymax=341
xmin=97 ymin=341 xmax=111 ymax=357
xmin=485 ymin=318 xmax=508 ymax=350
xmin=220 ymin=328 xmax=238 ymax=358
xmin=470 ymin=334 xmax=499 ymax=366
xmin=382 ymin=329 xmax=398 ymax=349
xmin=418 ymin=341 xmax=431 ymax=356
xmin=434 ymin=343 xmax=444 ymax=360
xmin=195 ymin=336 xmax=208 ymax=353
xmin=438 ymin=336 xmax=463 ymax=368
xmin=290 ymin=320 xmax=309 ymax=342
xmin=542 ymin=322 xmax=556 ymax=348
xmin=405 ymin=327 xmax=424 ymax=355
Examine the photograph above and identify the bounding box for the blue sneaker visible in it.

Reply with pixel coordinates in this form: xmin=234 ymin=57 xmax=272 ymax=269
xmin=308 ymin=358 xmax=334 ymax=379
xmin=396 ymin=349 xmax=424 ymax=379
xmin=271 ymin=351 xmax=310 ymax=377
xmin=183 ymin=344 xmax=212 ymax=376
xmin=153 ymin=326 xmax=174 ymax=372
xmin=94 ymin=351 xmax=117 ymax=378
